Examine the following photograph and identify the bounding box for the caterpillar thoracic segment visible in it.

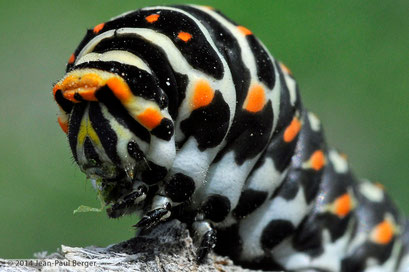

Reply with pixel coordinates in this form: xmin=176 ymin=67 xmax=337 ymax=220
xmin=52 ymin=5 xmax=409 ymax=271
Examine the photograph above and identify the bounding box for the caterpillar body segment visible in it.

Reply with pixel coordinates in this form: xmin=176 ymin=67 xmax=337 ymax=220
xmin=53 ymin=5 xmax=409 ymax=271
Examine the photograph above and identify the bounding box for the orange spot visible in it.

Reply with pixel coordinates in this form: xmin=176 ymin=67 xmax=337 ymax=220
xmin=137 ymin=108 xmax=163 ymax=130
xmin=68 ymin=53 xmax=75 ymax=64
xmin=310 ymin=150 xmax=325 ymax=171
xmin=237 ymin=25 xmax=252 ymax=36
xmin=244 ymin=84 xmax=266 ymax=112
xmin=283 ymin=117 xmax=302 ymax=142
xmin=93 ymin=23 xmax=105 ymax=34
xmin=145 ymin=14 xmax=160 ymax=23
xmin=192 ymin=80 xmax=214 ymax=110
xmin=178 ymin=31 xmax=192 ymax=42
xmin=372 ymin=220 xmax=394 ymax=244
xmin=280 ymin=62 xmax=293 ymax=76
xmin=58 ymin=116 xmax=68 ymax=134
xmin=106 ymin=77 xmax=132 ymax=103
xmin=333 ymin=193 xmax=353 ymax=218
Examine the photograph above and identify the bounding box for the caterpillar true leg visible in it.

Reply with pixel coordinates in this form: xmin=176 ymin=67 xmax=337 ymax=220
xmin=107 ymin=182 xmax=148 ymax=218
xmin=135 ymin=195 xmax=172 ymax=229
xmin=192 ymin=220 xmax=217 ymax=263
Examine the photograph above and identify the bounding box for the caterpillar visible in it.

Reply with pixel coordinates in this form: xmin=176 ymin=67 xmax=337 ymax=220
xmin=52 ymin=5 xmax=409 ymax=271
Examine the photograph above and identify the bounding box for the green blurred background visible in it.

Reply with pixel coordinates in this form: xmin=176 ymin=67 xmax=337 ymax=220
xmin=0 ymin=0 xmax=407 ymax=258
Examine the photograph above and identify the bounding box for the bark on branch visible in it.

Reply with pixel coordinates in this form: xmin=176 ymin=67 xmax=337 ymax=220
xmin=0 ymin=220 xmax=262 ymax=272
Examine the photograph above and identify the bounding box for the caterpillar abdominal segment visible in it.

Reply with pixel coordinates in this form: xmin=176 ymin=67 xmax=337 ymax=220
xmin=53 ymin=5 xmax=409 ymax=271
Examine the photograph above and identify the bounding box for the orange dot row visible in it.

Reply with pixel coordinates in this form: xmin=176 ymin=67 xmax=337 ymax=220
xmin=325 ymin=190 xmax=396 ymax=245
xmin=92 ymin=13 xmax=254 ymax=49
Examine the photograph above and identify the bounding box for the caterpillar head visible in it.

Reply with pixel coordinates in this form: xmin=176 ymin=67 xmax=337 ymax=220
xmin=52 ymin=60 xmax=176 ymax=190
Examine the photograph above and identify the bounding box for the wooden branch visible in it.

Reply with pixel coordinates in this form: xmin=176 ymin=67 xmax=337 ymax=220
xmin=0 ymin=220 xmax=261 ymax=271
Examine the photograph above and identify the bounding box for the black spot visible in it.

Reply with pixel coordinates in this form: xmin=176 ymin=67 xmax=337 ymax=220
xmin=233 ymin=189 xmax=267 ymax=218
xmin=214 ymin=101 xmax=274 ymax=165
xmin=164 ymin=173 xmax=195 ymax=202
xmin=268 ymin=132 xmax=298 ymax=172
xmin=151 ymin=118 xmax=174 ymax=141
xmin=292 ymin=215 xmax=324 ymax=257
xmin=83 ymin=137 xmax=101 ymax=166
xmin=326 ymin=213 xmax=352 ymax=242
xmin=180 ymin=91 xmax=230 ymax=151
xmin=127 ymin=141 xmax=144 ymax=161
xmin=202 ymin=194 xmax=231 ymax=223
xmin=300 ymin=170 xmax=322 ymax=203
xmin=54 ymin=89 xmax=74 ymax=113
xmin=88 ymin=102 xmax=121 ymax=165
xmin=246 ymin=35 xmax=275 ymax=89
xmin=214 ymin=224 xmax=242 ymax=261
xmin=141 ymin=162 xmax=168 ymax=185
xmin=261 ymin=219 xmax=295 ymax=250
xmin=173 ymin=73 xmax=189 ymax=112
xmin=341 ymin=257 xmax=365 ymax=272
xmin=95 ymin=86 xmax=150 ymax=143
xmin=68 ymin=102 xmax=87 ymax=162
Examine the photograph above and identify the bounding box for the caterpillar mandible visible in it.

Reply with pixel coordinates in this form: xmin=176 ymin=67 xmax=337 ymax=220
xmin=52 ymin=5 xmax=409 ymax=271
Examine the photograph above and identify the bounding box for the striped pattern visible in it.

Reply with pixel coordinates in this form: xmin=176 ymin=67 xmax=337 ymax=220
xmin=53 ymin=5 xmax=409 ymax=271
